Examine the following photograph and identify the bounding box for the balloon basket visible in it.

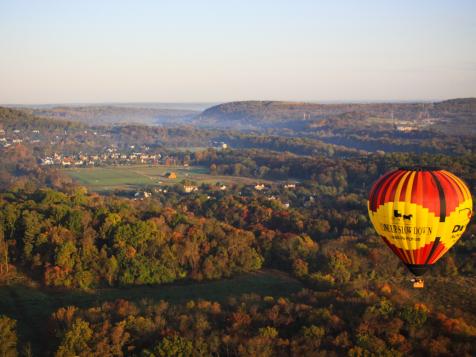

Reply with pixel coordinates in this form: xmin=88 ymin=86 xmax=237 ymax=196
xmin=410 ymin=278 xmax=424 ymax=289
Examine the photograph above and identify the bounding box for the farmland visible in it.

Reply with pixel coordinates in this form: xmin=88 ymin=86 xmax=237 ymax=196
xmin=63 ymin=165 xmax=272 ymax=192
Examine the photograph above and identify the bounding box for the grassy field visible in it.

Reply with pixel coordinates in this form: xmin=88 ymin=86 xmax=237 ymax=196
xmin=64 ymin=165 xmax=271 ymax=192
xmin=0 ymin=270 xmax=303 ymax=354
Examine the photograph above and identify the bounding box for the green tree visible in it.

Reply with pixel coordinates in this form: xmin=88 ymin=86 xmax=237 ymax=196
xmin=153 ymin=336 xmax=194 ymax=357
xmin=55 ymin=318 xmax=93 ymax=357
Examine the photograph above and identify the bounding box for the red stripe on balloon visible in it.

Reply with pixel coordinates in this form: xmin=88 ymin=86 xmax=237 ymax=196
xmin=374 ymin=170 xmax=400 ymax=210
xmin=369 ymin=174 xmax=389 ymax=211
xmin=381 ymin=170 xmax=406 ymax=207
xmin=436 ymin=171 xmax=461 ymax=216
xmin=421 ymin=172 xmax=440 ymax=217
xmin=381 ymin=236 xmax=408 ymax=262
xmin=440 ymin=171 xmax=464 ymax=204
xmin=428 ymin=243 xmax=446 ymax=264
xmin=398 ymin=171 xmax=413 ymax=201
xmin=380 ymin=237 xmax=447 ymax=266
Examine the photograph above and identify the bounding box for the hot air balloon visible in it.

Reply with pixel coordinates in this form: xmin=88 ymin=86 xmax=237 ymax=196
xmin=368 ymin=167 xmax=473 ymax=288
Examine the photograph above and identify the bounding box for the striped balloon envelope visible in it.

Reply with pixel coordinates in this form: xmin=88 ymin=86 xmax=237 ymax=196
xmin=368 ymin=167 xmax=473 ymax=276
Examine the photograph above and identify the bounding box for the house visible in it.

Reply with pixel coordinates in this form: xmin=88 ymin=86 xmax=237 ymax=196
xmin=254 ymin=184 xmax=265 ymax=191
xmin=61 ymin=158 xmax=73 ymax=166
xmin=211 ymin=141 xmax=228 ymax=149
xmin=183 ymin=185 xmax=198 ymax=193
xmin=134 ymin=191 xmax=152 ymax=199
xmin=165 ymin=172 xmax=177 ymax=179
xmin=396 ymin=126 xmax=416 ymax=132
xmin=219 ymin=184 xmax=227 ymax=191
xmin=284 ymin=183 xmax=296 ymax=189
xmin=40 ymin=157 xmax=54 ymax=165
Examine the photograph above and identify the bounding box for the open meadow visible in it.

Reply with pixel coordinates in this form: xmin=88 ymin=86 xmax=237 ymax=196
xmin=63 ymin=165 xmax=272 ymax=192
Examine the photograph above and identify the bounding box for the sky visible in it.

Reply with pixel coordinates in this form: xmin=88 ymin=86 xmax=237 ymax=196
xmin=0 ymin=0 xmax=475 ymax=104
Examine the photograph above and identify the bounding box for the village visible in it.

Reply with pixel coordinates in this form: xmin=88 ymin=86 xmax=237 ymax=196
xmin=39 ymin=148 xmax=164 ymax=167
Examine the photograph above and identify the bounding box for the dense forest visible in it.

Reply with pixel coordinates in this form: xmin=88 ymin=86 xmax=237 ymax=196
xmin=0 ymin=105 xmax=475 ymax=356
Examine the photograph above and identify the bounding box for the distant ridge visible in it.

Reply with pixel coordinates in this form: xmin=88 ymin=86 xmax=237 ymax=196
xmin=0 ymin=106 xmax=81 ymax=130
xmin=200 ymin=98 xmax=476 ymax=120
xmin=195 ymin=98 xmax=476 ymax=133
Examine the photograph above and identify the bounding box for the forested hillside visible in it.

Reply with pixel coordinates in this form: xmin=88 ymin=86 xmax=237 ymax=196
xmin=0 ymin=103 xmax=474 ymax=356
xmin=197 ymin=99 xmax=476 ymax=135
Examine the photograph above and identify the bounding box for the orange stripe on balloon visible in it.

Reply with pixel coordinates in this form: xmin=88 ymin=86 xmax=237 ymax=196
xmin=428 ymin=243 xmax=446 ymax=264
xmin=399 ymin=171 xmax=414 ymax=201
xmin=382 ymin=170 xmax=407 ymax=206
xmin=371 ymin=170 xmax=403 ymax=211
xmin=369 ymin=174 xmax=390 ymax=210
xmin=411 ymin=171 xmax=424 ymax=208
xmin=440 ymin=171 xmax=464 ymax=204
xmin=381 ymin=236 xmax=408 ymax=262
xmin=382 ymin=237 xmax=448 ymax=266
xmin=369 ymin=171 xmax=394 ymax=211
xmin=445 ymin=171 xmax=471 ymax=202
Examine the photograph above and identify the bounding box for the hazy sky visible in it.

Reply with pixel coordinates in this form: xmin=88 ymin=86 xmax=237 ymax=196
xmin=1 ymin=0 xmax=475 ymax=104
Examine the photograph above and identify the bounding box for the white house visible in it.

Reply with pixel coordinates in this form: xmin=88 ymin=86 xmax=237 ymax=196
xmin=184 ymin=185 xmax=198 ymax=193
xmin=134 ymin=191 xmax=152 ymax=199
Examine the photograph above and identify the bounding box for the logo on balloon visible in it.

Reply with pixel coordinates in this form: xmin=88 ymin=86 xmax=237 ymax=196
xmin=452 ymin=225 xmax=466 ymax=233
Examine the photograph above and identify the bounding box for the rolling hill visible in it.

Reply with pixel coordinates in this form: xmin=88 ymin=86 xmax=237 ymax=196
xmin=195 ymin=98 xmax=476 ymax=134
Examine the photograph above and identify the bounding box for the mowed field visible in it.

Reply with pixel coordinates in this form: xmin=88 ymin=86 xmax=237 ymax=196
xmin=63 ymin=165 xmax=271 ymax=192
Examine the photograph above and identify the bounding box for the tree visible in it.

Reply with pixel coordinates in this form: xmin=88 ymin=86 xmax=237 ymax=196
xmin=0 ymin=223 xmax=8 ymax=276
xmin=0 ymin=315 xmax=18 ymax=357
xmin=153 ymin=336 xmax=194 ymax=357
xmin=55 ymin=318 xmax=93 ymax=357
xmin=291 ymin=325 xmax=325 ymax=355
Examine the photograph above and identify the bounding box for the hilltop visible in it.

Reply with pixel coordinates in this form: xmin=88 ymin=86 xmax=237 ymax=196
xmin=13 ymin=105 xmax=198 ymax=126
xmin=196 ymin=98 xmax=476 ymax=133
xmin=0 ymin=107 xmax=82 ymax=130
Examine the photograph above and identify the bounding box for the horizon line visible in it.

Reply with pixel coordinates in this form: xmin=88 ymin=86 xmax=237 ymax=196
xmin=2 ymin=97 xmax=473 ymax=107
